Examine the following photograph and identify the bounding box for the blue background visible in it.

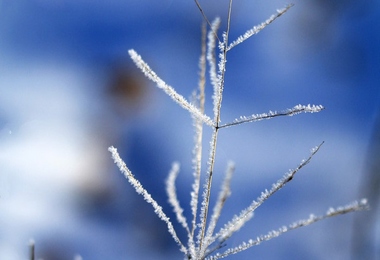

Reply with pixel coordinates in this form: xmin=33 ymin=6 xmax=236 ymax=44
xmin=0 ymin=0 xmax=379 ymax=259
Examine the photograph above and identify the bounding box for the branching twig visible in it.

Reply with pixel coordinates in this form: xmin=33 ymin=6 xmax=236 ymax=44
xmin=108 ymin=1 xmax=369 ymax=259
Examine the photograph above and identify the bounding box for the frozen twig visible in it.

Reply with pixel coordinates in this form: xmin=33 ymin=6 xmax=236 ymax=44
xmin=128 ymin=49 xmax=214 ymax=127
xmin=227 ymin=4 xmax=294 ymax=51
xmin=207 ymin=199 xmax=369 ymax=260
xmin=210 ymin=143 xmax=324 ymax=246
xmin=108 ymin=1 xmax=369 ymax=259
xmin=219 ymin=104 xmax=325 ymax=129
xmin=108 ymin=146 xmax=187 ymax=255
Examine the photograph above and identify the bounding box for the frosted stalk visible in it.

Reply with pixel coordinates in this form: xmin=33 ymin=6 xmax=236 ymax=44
xmin=108 ymin=146 xmax=187 ymax=254
xmin=128 ymin=49 xmax=214 ymax=127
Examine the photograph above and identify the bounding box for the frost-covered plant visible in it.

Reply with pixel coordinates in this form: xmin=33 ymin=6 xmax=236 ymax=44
xmin=108 ymin=1 xmax=368 ymax=259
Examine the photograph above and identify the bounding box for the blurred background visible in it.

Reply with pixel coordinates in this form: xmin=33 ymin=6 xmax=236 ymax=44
xmin=0 ymin=0 xmax=379 ymax=259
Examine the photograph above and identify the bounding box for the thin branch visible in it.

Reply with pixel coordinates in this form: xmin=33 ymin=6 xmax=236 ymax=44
xmin=198 ymin=22 xmax=207 ymax=114
xmin=205 ymin=212 xmax=254 ymax=258
xmin=188 ymin=23 xmax=208 ymax=258
xmin=210 ymin=142 xmax=324 ymax=246
xmin=207 ymin=18 xmax=221 ymax=97
xmin=128 ymin=49 xmax=214 ymax=127
xmin=227 ymin=4 xmax=294 ymax=51
xmin=199 ymin=0 xmax=233 ymax=254
xmin=108 ymin=146 xmax=187 ymax=255
xmin=197 ymin=129 xmax=219 ymax=251
xmin=213 ymin=0 xmax=233 ymax=125
xmin=194 ymin=0 xmax=220 ymax=42
xmin=207 ymin=199 xmax=369 ymax=260
xmin=166 ymin=162 xmax=190 ymax=234
xmin=202 ymin=162 xmax=236 ymax=255
xmin=219 ymin=104 xmax=325 ymax=129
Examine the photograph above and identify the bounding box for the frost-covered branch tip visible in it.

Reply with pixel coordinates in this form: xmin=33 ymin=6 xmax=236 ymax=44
xmin=207 ymin=18 xmax=221 ymax=96
xmin=211 ymin=143 xmax=323 ymax=245
xmin=227 ymin=4 xmax=294 ymax=51
xmin=166 ymin=162 xmax=190 ymax=234
xmin=108 ymin=146 xmax=187 ymax=254
xmin=207 ymin=199 xmax=369 ymax=260
xmin=219 ymin=104 xmax=324 ymax=128
xmin=128 ymin=49 xmax=214 ymax=127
